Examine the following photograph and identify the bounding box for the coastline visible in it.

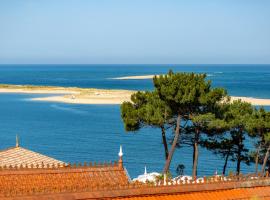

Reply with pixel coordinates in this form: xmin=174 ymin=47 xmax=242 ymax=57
xmin=1 ymin=84 xmax=270 ymax=105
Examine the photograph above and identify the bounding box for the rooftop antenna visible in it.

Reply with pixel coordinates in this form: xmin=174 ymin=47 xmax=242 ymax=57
xmin=16 ymin=135 xmax=19 ymax=147
xmin=118 ymin=145 xmax=123 ymax=168
xmin=144 ymin=166 xmax=147 ymax=175
xmin=118 ymin=145 xmax=123 ymax=157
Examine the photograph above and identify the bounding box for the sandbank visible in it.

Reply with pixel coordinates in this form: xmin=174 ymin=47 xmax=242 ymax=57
xmin=0 ymin=84 xmax=135 ymax=104
xmin=230 ymin=96 xmax=270 ymax=106
xmin=1 ymin=84 xmax=270 ymax=105
xmin=110 ymin=75 xmax=159 ymax=80
xmin=31 ymin=90 xmax=134 ymax=104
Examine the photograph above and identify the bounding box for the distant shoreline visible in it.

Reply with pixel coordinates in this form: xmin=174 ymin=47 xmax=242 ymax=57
xmin=110 ymin=75 xmax=159 ymax=80
xmin=0 ymin=84 xmax=270 ymax=105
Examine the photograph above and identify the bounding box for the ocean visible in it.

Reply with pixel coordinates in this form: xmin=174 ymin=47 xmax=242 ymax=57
xmin=0 ymin=64 xmax=270 ymax=178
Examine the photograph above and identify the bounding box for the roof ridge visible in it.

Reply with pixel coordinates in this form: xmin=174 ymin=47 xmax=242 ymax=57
xmin=0 ymin=146 xmax=17 ymax=153
xmin=0 ymin=145 xmax=65 ymax=168
xmin=12 ymin=146 xmax=64 ymax=162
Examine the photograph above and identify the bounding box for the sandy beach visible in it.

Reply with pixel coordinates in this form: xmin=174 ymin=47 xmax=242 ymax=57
xmin=1 ymin=84 xmax=270 ymax=105
xmin=31 ymin=90 xmax=134 ymax=104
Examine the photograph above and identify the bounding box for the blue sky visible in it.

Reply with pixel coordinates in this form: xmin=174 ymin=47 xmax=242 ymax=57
xmin=0 ymin=0 xmax=269 ymax=64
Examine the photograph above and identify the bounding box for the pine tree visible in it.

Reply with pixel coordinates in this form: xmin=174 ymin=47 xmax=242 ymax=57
xmin=153 ymin=71 xmax=226 ymax=173
xmin=203 ymin=100 xmax=253 ymax=175
xmin=121 ymin=91 xmax=172 ymax=160
xmin=246 ymin=107 xmax=270 ymax=175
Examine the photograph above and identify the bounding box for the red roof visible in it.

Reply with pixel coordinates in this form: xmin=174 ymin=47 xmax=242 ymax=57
xmin=0 ymin=146 xmax=65 ymax=168
xmin=0 ymin=161 xmax=129 ymax=198
xmin=1 ymin=165 xmax=269 ymax=200
xmin=1 ymin=145 xmax=269 ymax=200
xmin=113 ymin=186 xmax=270 ymax=200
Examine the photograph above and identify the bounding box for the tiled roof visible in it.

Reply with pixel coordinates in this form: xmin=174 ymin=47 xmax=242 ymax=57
xmin=0 ymin=166 xmax=269 ymax=200
xmin=0 ymin=146 xmax=65 ymax=168
xmin=0 ymin=162 xmax=129 ymax=198
xmin=114 ymin=186 xmax=270 ymax=200
xmin=1 ymin=145 xmax=269 ymax=200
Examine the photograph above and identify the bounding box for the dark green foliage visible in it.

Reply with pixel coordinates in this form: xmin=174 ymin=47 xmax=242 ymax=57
xmin=121 ymin=91 xmax=172 ymax=159
xmin=121 ymin=101 xmax=140 ymax=131
xmin=153 ymin=71 xmax=227 ymax=174
xmin=121 ymin=91 xmax=172 ymax=130
xmin=153 ymin=72 xmax=226 ymax=116
xmin=246 ymin=108 xmax=270 ymax=174
xmin=203 ymin=100 xmax=254 ymax=175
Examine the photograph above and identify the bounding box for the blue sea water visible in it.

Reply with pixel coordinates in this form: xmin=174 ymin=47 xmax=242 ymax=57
xmin=0 ymin=64 xmax=270 ymax=178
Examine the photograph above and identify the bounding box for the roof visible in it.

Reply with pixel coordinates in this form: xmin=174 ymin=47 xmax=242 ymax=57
xmin=0 ymin=166 xmax=269 ymax=200
xmin=0 ymin=144 xmax=269 ymax=200
xmin=0 ymin=146 xmax=65 ymax=168
xmin=114 ymin=186 xmax=270 ymax=200
xmin=0 ymin=161 xmax=129 ymax=198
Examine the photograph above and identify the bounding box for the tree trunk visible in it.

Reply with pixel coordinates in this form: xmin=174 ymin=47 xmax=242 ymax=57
xmin=255 ymin=144 xmax=261 ymax=175
xmin=192 ymin=144 xmax=195 ymax=171
xmin=236 ymin=157 xmax=241 ymax=175
xmin=268 ymin=160 xmax=270 ymax=176
xmin=161 ymin=125 xmax=169 ymax=160
xmin=163 ymin=114 xmax=181 ymax=173
xmin=236 ymin=139 xmax=242 ymax=175
xmin=236 ymin=131 xmax=243 ymax=175
xmin=261 ymin=145 xmax=270 ymax=176
xmin=192 ymin=128 xmax=199 ymax=179
xmin=223 ymin=149 xmax=230 ymax=175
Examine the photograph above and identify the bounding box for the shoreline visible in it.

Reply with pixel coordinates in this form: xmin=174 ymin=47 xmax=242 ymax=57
xmin=1 ymin=84 xmax=270 ymax=105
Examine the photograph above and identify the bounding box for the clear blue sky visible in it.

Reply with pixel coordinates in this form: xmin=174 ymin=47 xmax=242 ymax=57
xmin=0 ymin=0 xmax=269 ymax=64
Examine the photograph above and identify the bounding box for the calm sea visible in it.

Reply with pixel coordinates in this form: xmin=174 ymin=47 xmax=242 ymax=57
xmin=0 ymin=64 xmax=270 ymax=178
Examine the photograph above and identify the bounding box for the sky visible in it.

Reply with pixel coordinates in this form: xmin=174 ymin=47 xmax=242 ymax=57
xmin=0 ymin=0 xmax=270 ymax=64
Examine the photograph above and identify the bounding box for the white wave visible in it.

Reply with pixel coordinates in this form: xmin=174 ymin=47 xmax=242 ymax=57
xmin=50 ymin=104 xmax=88 ymax=114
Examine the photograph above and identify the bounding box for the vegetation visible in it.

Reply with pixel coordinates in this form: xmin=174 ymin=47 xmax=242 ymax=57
xmin=246 ymin=108 xmax=270 ymax=175
xmin=121 ymin=91 xmax=172 ymax=160
xmin=203 ymin=100 xmax=253 ymax=175
xmin=120 ymin=71 xmax=270 ymax=178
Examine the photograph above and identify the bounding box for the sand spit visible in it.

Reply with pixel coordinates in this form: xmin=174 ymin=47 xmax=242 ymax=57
xmin=31 ymin=90 xmax=134 ymax=104
xmin=0 ymin=84 xmax=135 ymax=104
xmin=230 ymin=96 xmax=270 ymax=106
xmin=110 ymin=75 xmax=160 ymax=80
xmin=1 ymin=84 xmax=270 ymax=105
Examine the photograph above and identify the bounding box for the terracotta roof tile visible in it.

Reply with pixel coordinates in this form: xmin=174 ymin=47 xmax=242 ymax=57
xmin=0 ymin=147 xmax=65 ymax=168
xmin=1 ymin=146 xmax=270 ymax=200
xmin=113 ymin=187 xmax=270 ymax=200
xmin=0 ymin=163 xmax=129 ymax=198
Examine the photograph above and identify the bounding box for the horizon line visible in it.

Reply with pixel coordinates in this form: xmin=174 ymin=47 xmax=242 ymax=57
xmin=0 ymin=63 xmax=270 ymax=66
